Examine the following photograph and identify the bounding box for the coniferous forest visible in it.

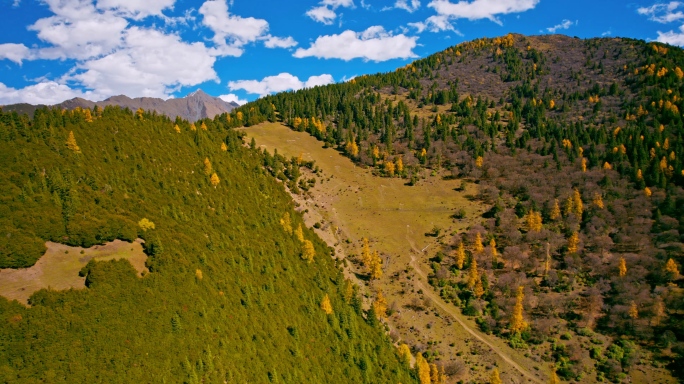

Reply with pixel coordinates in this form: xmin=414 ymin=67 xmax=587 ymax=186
xmin=0 ymin=106 xmax=415 ymax=383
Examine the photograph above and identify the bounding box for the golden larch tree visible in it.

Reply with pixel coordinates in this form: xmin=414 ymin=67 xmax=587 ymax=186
xmin=455 ymin=242 xmax=466 ymax=270
xmin=549 ymin=368 xmax=560 ymax=384
xmin=385 ymin=160 xmax=395 ymax=176
xmin=280 ymin=213 xmax=293 ymax=234
xmin=581 ymin=157 xmax=587 ymax=172
xmin=567 ymin=232 xmax=579 ymax=254
xmin=138 ymin=218 xmax=155 ymax=231
xmin=593 ymin=193 xmax=604 ymax=209
xmin=203 ymin=157 xmax=213 ymax=175
xmin=195 ymin=269 xmax=203 ymax=280
xmin=467 ymin=258 xmax=480 ymax=289
xmin=66 ymin=131 xmax=81 ymax=153
xmin=397 ymin=344 xmax=412 ymax=365
xmin=190 ymin=123 xmax=197 ymax=131
xmin=475 ymin=156 xmax=484 ymax=168
xmin=302 ymin=240 xmax=315 ymax=263
xmin=294 ymin=224 xmax=304 ymax=243
xmin=361 ymin=237 xmax=372 ymax=266
xmin=373 ymin=291 xmax=387 ymax=319
xmin=474 ymin=279 xmax=485 ymax=299
xmin=550 ymin=199 xmax=561 ymax=220
xmin=665 ymin=258 xmax=679 ymax=278
xmin=526 ymin=210 xmax=542 ymax=232
xmin=473 ymin=232 xmax=484 ymax=253
xmin=136 ymin=108 xmax=144 ymax=120
xmin=210 ymin=172 xmax=220 ymax=187
xmin=629 ymin=301 xmax=639 ymax=320
xmin=220 ymin=142 xmax=227 ymax=151
xmin=619 ymin=257 xmax=627 ymax=277
xmin=396 ymin=157 xmax=404 ymax=173
xmin=645 ymin=187 xmax=652 ymax=197
xmin=490 ymin=238 xmax=498 ymax=262
xmin=200 ymin=122 xmax=208 ymax=131
xmin=572 ymin=188 xmax=583 ymax=216
xmin=370 ymin=250 xmax=383 ymax=280
xmin=320 ymin=294 xmax=333 ymax=315
xmin=174 ymin=124 xmax=181 ymax=133
xmin=490 ymin=368 xmax=502 ymax=384
xmin=415 ymin=353 xmax=431 ymax=384
xmin=510 ymin=286 xmax=528 ymax=333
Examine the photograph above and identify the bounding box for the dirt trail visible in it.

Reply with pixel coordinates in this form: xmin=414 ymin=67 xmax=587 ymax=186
xmin=406 ymin=234 xmax=544 ymax=383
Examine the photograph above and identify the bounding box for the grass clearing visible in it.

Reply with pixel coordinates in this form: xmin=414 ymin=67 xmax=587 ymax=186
xmin=242 ymin=122 xmax=556 ymax=382
xmin=0 ymin=239 xmax=147 ymax=305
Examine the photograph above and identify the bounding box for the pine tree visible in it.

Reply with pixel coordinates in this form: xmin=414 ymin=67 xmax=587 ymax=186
xmin=415 ymin=353 xmax=431 ymax=384
xmin=294 ymin=224 xmax=304 ymax=242
xmin=510 ymin=286 xmax=528 ymax=333
xmin=210 ymin=173 xmax=220 ymax=187
xmin=490 ymin=368 xmax=502 ymax=384
xmin=619 ymin=257 xmax=627 ymax=277
xmin=66 ymin=131 xmax=81 ymax=153
xmin=467 ymin=258 xmax=480 ymax=289
xmin=320 ymin=294 xmax=333 ymax=315
xmin=302 ymin=240 xmax=315 ymax=263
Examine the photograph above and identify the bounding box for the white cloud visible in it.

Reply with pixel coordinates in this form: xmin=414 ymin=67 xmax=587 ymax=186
xmin=546 ymin=19 xmax=575 ymax=33
xmin=293 ymin=26 xmax=418 ymax=61
xmin=0 ymin=44 xmax=31 ymax=64
xmin=427 ymin=0 xmax=539 ymax=25
xmin=264 ymin=35 xmax=298 ymax=49
xmin=228 ymin=73 xmax=335 ymax=96
xmin=638 ymin=2 xmax=684 ymax=23
xmin=602 ymin=30 xmax=612 ymax=36
xmin=199 ymin=0 xmax=270 ymax=55
xmin=409 ymin=15 xmax=459 ymax=33
xmin=219 ymin=93 xmax=247 ymax=105
xmin=395 ymin=0 xmax=421 ymax=12
xmin=306 ymin=0 xmax=355 ymax=25
xmin=654 ymin=24 xmax=684 ymax=45
xmin=96 ymin=0 xmax=176 ymax=19
xmin=13 ymin=0 xmax=21 ymax=7
xmin=0 ymin=81 xmax=93 ymax=105
xmin=70 ymin=27 xmax=218 ymax=98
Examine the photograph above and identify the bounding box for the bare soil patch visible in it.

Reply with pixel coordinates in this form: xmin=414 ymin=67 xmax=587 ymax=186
xmin=0 ymin=239 xmax=147 ymax=304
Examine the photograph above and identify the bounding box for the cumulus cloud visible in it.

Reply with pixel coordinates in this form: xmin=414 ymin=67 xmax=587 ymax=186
xmin=199 ymin=0 xmax=269 ymax=55
xmin=0 ymin=81 xmax=93 ymax=105
xmin=546 ymin=19 xmax=575 ymax=33
xmin=395 ymin=0 xmax=421 ymax=12
xmin=638 ymin=2 xmax=684 ymax=23
xmin=70 ymin=27 xmax=218 ymax=98
xmin=654 ymin=24 xmax=684 ymax=45
xmin=0 ymin=44 xmax=31 ymax=64
xmin=264 ymin=35 xmax=298 ymax=49
xmin=293 ymin=26 xmax=418 ymax=61
xmin=219 ymin=93 xmax=248 ymax=105
xmin=306 ymin=0 xmax=355 ymax=25
xmin=409 ymin=15 xmax=458 ymax=33
xmin=228 ymin=73 xmax=335 ymax=96
xmin=412 ymin=0 xmax=538 ymax=31
xmin=96 ymin=0 xmax=176 ymax=19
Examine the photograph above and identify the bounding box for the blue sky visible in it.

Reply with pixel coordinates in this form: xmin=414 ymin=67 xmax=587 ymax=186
xmin=0 ymin=0 xmax=683 ymax=105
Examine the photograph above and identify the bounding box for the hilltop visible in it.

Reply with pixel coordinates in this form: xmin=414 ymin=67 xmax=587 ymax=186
xmin=0 ymin=89 xmax=237 ymax=122
xmin=231 ymin=34 xmax=684 ymax=382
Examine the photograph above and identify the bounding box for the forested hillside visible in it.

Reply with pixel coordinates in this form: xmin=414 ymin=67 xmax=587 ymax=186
xmin=0 ymin=107 xmax=416 ymax=383
xmin=230 ymin=34 xmax=684 ymax=381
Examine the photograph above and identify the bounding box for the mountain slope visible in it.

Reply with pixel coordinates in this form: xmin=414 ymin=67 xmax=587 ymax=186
xmin=0 ymin=107 xmax=415 ymax=383
xmin=0 ymin=89 xmax=237 ymax=122
xmin=229 ymin=34 xmax=684 ymax=381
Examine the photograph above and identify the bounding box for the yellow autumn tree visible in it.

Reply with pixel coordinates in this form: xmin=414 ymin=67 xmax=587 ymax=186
xmin=475 ymin=156 xmax=484 ymax=168
xmin=345 ymin=140 xmax=359 ymax=157
xmin=66 ymin=131 xmax=81 ymax=153
xmin=136 ymin=108 xmax=144 ymax=120
xmin=320 ymin=294 xmax=333 ymax=315
xmin=203 ymin=157 xmax=212 ymax=175
xmin=526 ymin=210 xmax=543 ymax=232
xmin=455 ymin=242 xmax=466 ymax=269
xmin=415 ymin=353 xmax=431 ymax=384
xmin=645 ymin=187 xmax=652 ymax=197
xmin=385 ymin=160 xmax=396 ymax=176
xmin=510 ymin=286 xmax=528 ymax=333
xmin=490 ymin=238 xmax=498 ymax=262
xmin=302 ymin=240 xmax=315 ymax=263
xmin=294 ymin=224 xmax=304 ymax=242
xmin=572 ymin=188 xmax=583 ymax=216
xmin=665 ymin=258 xmax=679 ymax=278
xmin=370 ymin=250 xmax=383 ymax=280
xmin=361 ymin=237 xmax=372 ymax=266
xmin=174 ymin=124 xmax=181 ymax=133
xmin=549 ymin=368 xmax=560 ymax=384
xmin=138 ymin=218 xmax=155 ymax=231
xmin=396 ymin=157 xmax=404 ymax=173
xmin=581 ymin=157 xmax=587 ymax=172
xmin=490 ymin=368 xmax=502 ymax=384
xmin=550 ymin=199 xmax=561 ymax=220
xmin=280 ymin=213 xmax=293 ymax=234
xmin=467 ymin=258 xmax=480 ymax=289
xmin=629 ymin=301 xmax=639 ymax=320
xmin=373 ymin=291 xmax=387 ymax=319
xmin=619 ymin=257 xmax=627 ymax=277
xmin=567 ymin=232 xmax=579 ymax=254
xmin=593 ymin=193 xmax=604 ymax=209
xmin=195 ymin=269 xmax=203 ymax=280
xmin=190 ymin=123 xmax=197 ymax=131
xmin=474 ymin=232 xmax=484 ymax=253
xmin=398 ymin=344 xmax=412 ymax=365
xmin=210 ymin=172 xmax=220 ymax=187
xmin=200 ymin=122 xmax=208 ymax=131
xmin=474 ymin=279 xmax=485 ymax=299
xmin=220 ymin=142 xmax=227 ymax=151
